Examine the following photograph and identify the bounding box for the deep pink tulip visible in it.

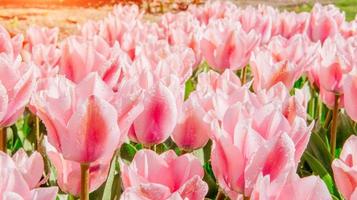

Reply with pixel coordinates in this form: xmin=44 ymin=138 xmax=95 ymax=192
xmin=171 ymin=96 xmax=211 ymax=150
xmin=0 ymin=150 xmax=58 ymax=200
xmin=26 ymin=26 xmax=59 ymax=50
xmin=332 ymin=135 xmax=357 ymax=200
xmin=0 ymin=54 xmax=35 ymax=127
xmin=120 ymin=149 xmax=208 ymax=200
xmin=32 ymin=73 xmax=121 ymax=163
xmin=251 ymin=171 xmax=331 ymax=200
xmin=200 ymin=19 xmax=260 ymax=71
xmin=45 ymin=138 xmax=111 ymax=197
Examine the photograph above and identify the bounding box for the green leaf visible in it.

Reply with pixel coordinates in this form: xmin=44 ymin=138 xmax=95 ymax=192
xmin=306 ymin=132 xmax=332 ymax=174
xmin=120 ymin=143 xmax=137 ymax=162
xmin=302 ymin=151 xmax=329 ymax=177
xmin=184 ymin=79 xmax=196 ymax=100
xmin=102 ymin=150 xmax=120 ymax=200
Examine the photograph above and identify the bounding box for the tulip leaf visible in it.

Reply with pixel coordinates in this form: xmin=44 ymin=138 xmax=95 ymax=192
xmin=120 ymin=143 xmax=137 ymax=162
xmin=102 ymin=150 xmax=120 ymax=200
xmin=184 ymin=79 xmax=195 ymax=100
xmin=305 ymin=132 xmax=332 ymax=174
xmin=303 ymin=151 xmax=329 ymax=177
xmin=336 ymin=112 xmax=356 ymax=149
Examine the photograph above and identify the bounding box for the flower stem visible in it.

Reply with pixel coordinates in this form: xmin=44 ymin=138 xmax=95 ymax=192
xmin=0 ymin=127 xmax=6 ymax=152
xmin=80 ymin=163 xmax=90 ymax=200
xmin=35 ymin=116 xmax=41 ymax=151
xmin=215 ymin=190 xmax=226 ymax=200
xmin=240 ymin=66 xmax=247 ymax=84
xmin=330 ymin=95 xmax=340 ymax=158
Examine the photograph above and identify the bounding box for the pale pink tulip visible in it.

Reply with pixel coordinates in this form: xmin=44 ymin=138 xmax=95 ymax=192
xmin=251 ymin=171 xmax=331 ymax=200
xmin=343 ymin=74 xmax=357 ymax=121
xmin=332 ymin=135 xmax=357 ymax=200
xmin=120 ymin=149 xmax=208 ymax=200
xmin=45 ymin=138 xmax=111 ymax=196
xmin=171 ymin=96 xmax=211 ymax=150
xmin=32 ymin=73 xmax=121 ymax=163
xmin=318 ymin=36 xmax=353 ymax=94
xmin=11 ymin=149 xmax=44 ymax=189
xmin=30 ymin=44 xmax=60 ymax=78
xmin=0 ymin=25 xmax=23 ymax=59
xmin=237 ymin=5 xmax=275 ymax=44
xmin=0 ymin=151 xmax=58 ymax=200
xmin=250 ymin=34 xmax=318 ymax=91
xmin=60 ymin=36 xmax=132 ymax=90
xmin=0 ymin=54 xmax=35 ymax=127
xmin=160 ymin=12 xmax=203 ymax=68
xmin=26 ymin=26 xmax=59 ymax=50
xmin=200 ymin=19 xmax=260 ymax=71
xmin=130 ymin=81 xmax=179 ymax=145
xmin=305 ymin=4 xmax=344 ymax=43
xmin=275 ymin=11 xmax=309 ymax=39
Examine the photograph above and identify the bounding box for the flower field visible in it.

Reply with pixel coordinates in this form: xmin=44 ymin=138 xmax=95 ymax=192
xmin=1 ymin=1 xmax=357 ymax=199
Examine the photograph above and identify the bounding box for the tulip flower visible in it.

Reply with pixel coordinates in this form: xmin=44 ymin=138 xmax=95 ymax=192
xmin=200 ymin=18 xmax=260 ymax=71
xmin=275 ymin=11 xmax=309 ymax=39
xmin=44 ymin=138 xmax=111 ymax=197
xmin=343 ymin=74 xmax=357 ymax=122
xmin=0 ymin=54 xmax=35 ymax=152
xmin=32 ymin=73 xmax=122 ymax=199
xmin=171 ymin=95 xmax=211 ymax=150
xmin=251 ymin=171 xmax=331 ymax=200
xmin=0 ymin=150 xmax=58 ymax=200
xmin=332 ymin=135 xmax=357 ymax=200
xmin=0 ymin=25 xmax=23 ymax=59
xmin=305 ymin=4 xmax=344 ymax=43
xmin=26 ymin=26 xmax=59 ymax=50
xmin=29 ymin=44 xmax=61 ymax=78
xmin=120 ymin=149 xmax=208 ymax=200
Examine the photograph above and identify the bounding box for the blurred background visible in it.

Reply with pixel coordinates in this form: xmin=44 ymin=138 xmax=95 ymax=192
xmin=0 ymin=0 xmax=355 ymax=40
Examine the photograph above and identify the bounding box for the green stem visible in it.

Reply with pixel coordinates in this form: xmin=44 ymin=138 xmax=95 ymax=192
xmin=215 ymin=190 xmax=226 ymax=200
xmin=0 ymin=127 xmax=6 ymax=152
xmin=330 ymin=95 xmax=340 ymax=158
xmin=80 ymin=163 xmax=90 ymax=200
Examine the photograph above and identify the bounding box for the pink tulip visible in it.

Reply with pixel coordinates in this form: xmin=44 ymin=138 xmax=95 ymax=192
xmin=305 ymin=4 xmax=344 ymax=43
xmin=251 ymin=171 xmax=331 ymax=200
xmin=190 ymin=69 xmax=245 ymax=122
xmin=60 ymin=35 xmax=131 ymax=89
xmin=26 ymin=26 xmax=59 ymax=50
xmin=32 ymin=73 xmax=121 ymax=163
xmin=238 ymin=5 xmax=275 ymax=44
xmin=130 ymin=80 xmax=179 ymax=145
xmin=332 ymin=135 xmax=357 ymax=200
xmin=275 ymin=11 xmax=309 ymax=39
xmin=188 ymin=1 xmax=238 ymax=25
xmin=30 ymin=44 xmax=60 ymax=78
xmin=171 ymin=95 xmax=211 ymax=150
xmin=343 ymin=74 xmax=357 ymax=121
xmin=250 ymin=34 xmax=318 ymax=91
xmin=0 ymin=25 xmax=23 ymax=59
xmin=200 ymin=18 xmax=260 ymax=71
xmin=45 ymin=138 xmax=111 ymax=196
xmin=11 ymin=149 xmax=44 ymax=189
xmin=318 ymin=36 xmax=353 ymax=94
xmin=0 ymin=150 xmax=58 ymax=200
xmin=160 ymin=12 xmax=203 ymax=68
xmin=120 ymin=149 xmax=208 ymax=200
xmin=0 ymin=54 xmax=35 ymax=127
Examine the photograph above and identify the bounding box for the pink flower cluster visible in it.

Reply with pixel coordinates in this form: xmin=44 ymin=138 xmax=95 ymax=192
xmin=0 ymin=1 xmax=357 ymax=199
